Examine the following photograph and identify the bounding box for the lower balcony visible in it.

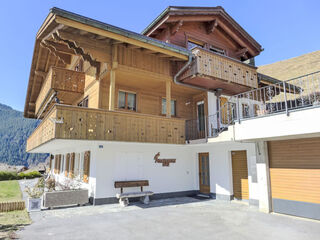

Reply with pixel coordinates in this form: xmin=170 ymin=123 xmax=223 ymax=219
xmin=26 ymin=104 xmax=186 ymax=152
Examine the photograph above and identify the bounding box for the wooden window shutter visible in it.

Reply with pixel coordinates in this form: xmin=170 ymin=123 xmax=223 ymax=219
xmin=83 ymin=151 xmax=91 ymax=183
xmin=54 ymin=155 xmax=58 ymax=174
xmin=65 ymin=153 xmax=70 ymax=177
xmin=49 ymin=155 xmax=53 ymax=172
xmin=58 ymin=154 xmax=61 ymax=174
xmin=69 ymin=153 xmax=75 ymax=178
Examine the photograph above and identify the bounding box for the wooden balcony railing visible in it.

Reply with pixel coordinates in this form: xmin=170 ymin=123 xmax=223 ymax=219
xmin=180 ymin=47 xmax=258 ymax=94
xmin=26 ymin=104 xmax=186 ymax=152
xmin=35 ymin=67 xmax=85 ymax=118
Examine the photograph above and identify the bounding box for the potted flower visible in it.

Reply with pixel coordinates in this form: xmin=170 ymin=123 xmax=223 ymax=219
xmin=25 ymin=177 xmax=44 ymax=212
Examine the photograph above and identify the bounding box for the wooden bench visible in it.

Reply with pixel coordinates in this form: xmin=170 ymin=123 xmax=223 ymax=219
xmin=114 ymin=180 xmax=153 ymax=207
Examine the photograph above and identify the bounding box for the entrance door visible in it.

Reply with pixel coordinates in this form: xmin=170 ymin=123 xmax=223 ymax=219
xmin=231 ymin=150 xmax=249 ymax=200
xmin=198 ymin=152 xmax=210 ymax=194
xmin=197 ymin=101 xmax=205 ymax=138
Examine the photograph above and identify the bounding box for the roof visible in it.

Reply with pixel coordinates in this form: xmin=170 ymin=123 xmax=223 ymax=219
xmin=142 ymin=6 xmax=263 ymax=55
xmin=51 ymin=7 xmax=191 ymax=57
xmin=258 ymin=50 xmax=320 ymax=81
xmin=24 ymin=7 xmax=193 ymax=118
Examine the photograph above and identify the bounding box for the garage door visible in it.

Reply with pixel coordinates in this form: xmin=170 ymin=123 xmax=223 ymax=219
xmin=268 ymin=138 xmax=320 ymax=220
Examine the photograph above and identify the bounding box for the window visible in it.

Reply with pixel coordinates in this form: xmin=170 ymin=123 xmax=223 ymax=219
xmin=209 ymin=46 xmax=225 ymax=55
xmin=75 ymin=59 xmax=83 ymax=72
xmin=78 ymin=96 xmax=88 ymax=108
xmin=187 ymin=40 xmax=204 ymax=50
xmin=162 ymin=98 xmax=176 ymax=116
xmin=118 ymin=91 xmax=136 ymax=111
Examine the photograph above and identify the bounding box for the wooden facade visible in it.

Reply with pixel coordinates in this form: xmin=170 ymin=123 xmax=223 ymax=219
xmin=26 ymin=104 xmax=186 ymax=152
xmin=24 ymin=7 xmax=263 ymax=150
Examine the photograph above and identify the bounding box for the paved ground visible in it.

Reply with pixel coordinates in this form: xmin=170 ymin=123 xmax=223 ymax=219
xmin=18 ymin=197 xmax=320 ymax=240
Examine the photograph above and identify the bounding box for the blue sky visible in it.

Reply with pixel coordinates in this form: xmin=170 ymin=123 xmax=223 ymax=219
xmin=0 ymin=0 xmax=319 ymax=111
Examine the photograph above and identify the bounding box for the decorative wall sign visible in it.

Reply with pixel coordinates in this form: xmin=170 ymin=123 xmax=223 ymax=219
xmin=154 ymin=152 xmax=176 ymax=167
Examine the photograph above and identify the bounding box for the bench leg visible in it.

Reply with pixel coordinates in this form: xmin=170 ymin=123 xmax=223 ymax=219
xmin=140 ymin=195 xmax=150 ymax=204
xmin=119 ymin=198 xmax=129 ymax=207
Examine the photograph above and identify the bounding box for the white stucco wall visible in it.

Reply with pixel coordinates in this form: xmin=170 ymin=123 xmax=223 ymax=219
xmin=234 ymin=107 xmax=320 ymax=141
xmin=93 ymin=142 xmax=196 ymax=199
xmin=189 ymin=141 xmax=258 ymax=201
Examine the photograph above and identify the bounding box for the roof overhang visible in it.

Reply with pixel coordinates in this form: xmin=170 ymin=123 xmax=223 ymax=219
xmin=24 ymin=7 xmax=192 ymax=118
xmin=142 ymin=6 xmax=263 ymax=58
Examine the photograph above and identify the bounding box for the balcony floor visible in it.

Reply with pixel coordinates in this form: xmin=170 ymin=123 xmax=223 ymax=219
xmin=181 ymin=75 xmax=252 ymax=95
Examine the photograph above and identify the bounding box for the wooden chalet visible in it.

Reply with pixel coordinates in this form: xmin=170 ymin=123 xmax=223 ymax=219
xmin=24 ymin=6 xmax=263 ymax=152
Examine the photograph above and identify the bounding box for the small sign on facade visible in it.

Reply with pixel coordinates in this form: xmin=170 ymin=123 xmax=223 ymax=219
xmin=154 ymin=152 xmax=176 ymax=167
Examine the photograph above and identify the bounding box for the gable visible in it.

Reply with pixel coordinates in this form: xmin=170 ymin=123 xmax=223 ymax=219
xmin=143 ymin=6 xmax=263 ymax=59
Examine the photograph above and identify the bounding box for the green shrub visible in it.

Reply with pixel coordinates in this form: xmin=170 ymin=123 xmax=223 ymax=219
xmin=18 ymin=171 xmax=42 ymax=179
xmin=0 ymin=171 xmax=18 ymax=181
xmin=0 ymin=171 xmax=42 ymax=181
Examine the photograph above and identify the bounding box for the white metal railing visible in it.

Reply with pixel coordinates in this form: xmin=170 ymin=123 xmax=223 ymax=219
xmin=234 ymin=70 xmax=320 ymax=120
xmin=186 ymin=71 xmax=320 ymax=141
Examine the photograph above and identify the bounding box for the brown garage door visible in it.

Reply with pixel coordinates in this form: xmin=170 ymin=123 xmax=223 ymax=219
xmin=268 ymin=138 xmax=320 ymax=220
xmin=231 ymin=150 xmax=249 ymax=200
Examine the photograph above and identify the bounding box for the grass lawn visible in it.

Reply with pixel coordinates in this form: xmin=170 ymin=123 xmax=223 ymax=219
xmin=0 ymin=180 xmax=31 ymax=239
xmin=0 ymin=180 xmax=22 ymax=202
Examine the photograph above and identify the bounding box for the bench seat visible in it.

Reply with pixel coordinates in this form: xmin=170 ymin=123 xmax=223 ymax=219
xmin=116 ymin=191 xmax=154 ymax=199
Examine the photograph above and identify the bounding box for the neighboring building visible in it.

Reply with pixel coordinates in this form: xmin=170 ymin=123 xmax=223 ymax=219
xmin=24 ymin=6 xmax=320 ymax=220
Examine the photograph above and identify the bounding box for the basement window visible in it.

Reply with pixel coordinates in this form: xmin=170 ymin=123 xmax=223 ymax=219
xmin=118 ymin=91 xmax=136 ymax=111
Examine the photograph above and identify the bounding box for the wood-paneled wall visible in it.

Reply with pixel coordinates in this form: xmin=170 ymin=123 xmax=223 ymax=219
xmin=26 ymin=104 xmax=186 ymax=152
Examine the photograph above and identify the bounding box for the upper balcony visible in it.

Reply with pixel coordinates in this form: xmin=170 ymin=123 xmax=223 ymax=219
xmin=26 ymin=104 xmax=186 ymax=152
xmin=179 ymin=47 xmax=258 ymax=95
xmin=35 ymin=67 xmax=85 ymax=118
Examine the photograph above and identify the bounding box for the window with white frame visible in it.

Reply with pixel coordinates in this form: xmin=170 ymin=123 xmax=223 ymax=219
xmin=161 ymin=98 xmax=176 ymax=116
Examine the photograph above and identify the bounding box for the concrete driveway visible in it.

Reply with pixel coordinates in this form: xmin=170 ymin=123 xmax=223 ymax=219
xmin=18 ymin=197 xmax=320 ymax=240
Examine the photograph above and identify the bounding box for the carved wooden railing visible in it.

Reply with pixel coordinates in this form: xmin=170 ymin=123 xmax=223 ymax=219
xmin=181 ymin=47 xmax=258 ymax=88
xmin=35 ymin=67 xmax=85 ymax=117
xmin=26 ymin=104 xmax=186 ymax=152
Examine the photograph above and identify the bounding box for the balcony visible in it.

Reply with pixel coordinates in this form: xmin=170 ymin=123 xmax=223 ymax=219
xmin=179 ymin=47 xmax=258 ymax=95
xmin=35 ymin=67 xmax=85 ymax=118
xmin=26 ymin=104 xmax=186 ymax=152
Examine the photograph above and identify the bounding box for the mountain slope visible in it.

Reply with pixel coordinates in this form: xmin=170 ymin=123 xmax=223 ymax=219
xmin=0 ymin=103 xmax=47 ymax=166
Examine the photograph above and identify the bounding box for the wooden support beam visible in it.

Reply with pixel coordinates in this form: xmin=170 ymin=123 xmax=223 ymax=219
xmin=109 ymin=45 xmax=118 ymax=111
xmin=53 ymin=32 xmax=100 ymax=78
xmin=56 ymin=29 xmax=109 ymax=51
xmin=207 ymin=19 xmax=218 ymax=34
xmin=34 ymin=70 xmax=47 ymax=79
xmin=235 ymin=47 xmax=248 ymax=58
xmin=126 ymin=44 xmax=141 ymax=49
xmin=171 ymin=20 xmax=183 ymax=35
xmin=43 ymin=40 xmax=76 ymax=55
xmin=157 ymin=27 xmax=170 ymax=42
xmin=156 ymin=53 xmax=172 ymax=58
xmin=40 ymin=42 xmax=72 ymax=65
xmin=166 ymin=79 xmax=171 ymax=118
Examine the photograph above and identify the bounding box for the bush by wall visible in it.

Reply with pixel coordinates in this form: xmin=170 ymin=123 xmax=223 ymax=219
xmin=0 ymin=171 xmax=42 ymax=181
